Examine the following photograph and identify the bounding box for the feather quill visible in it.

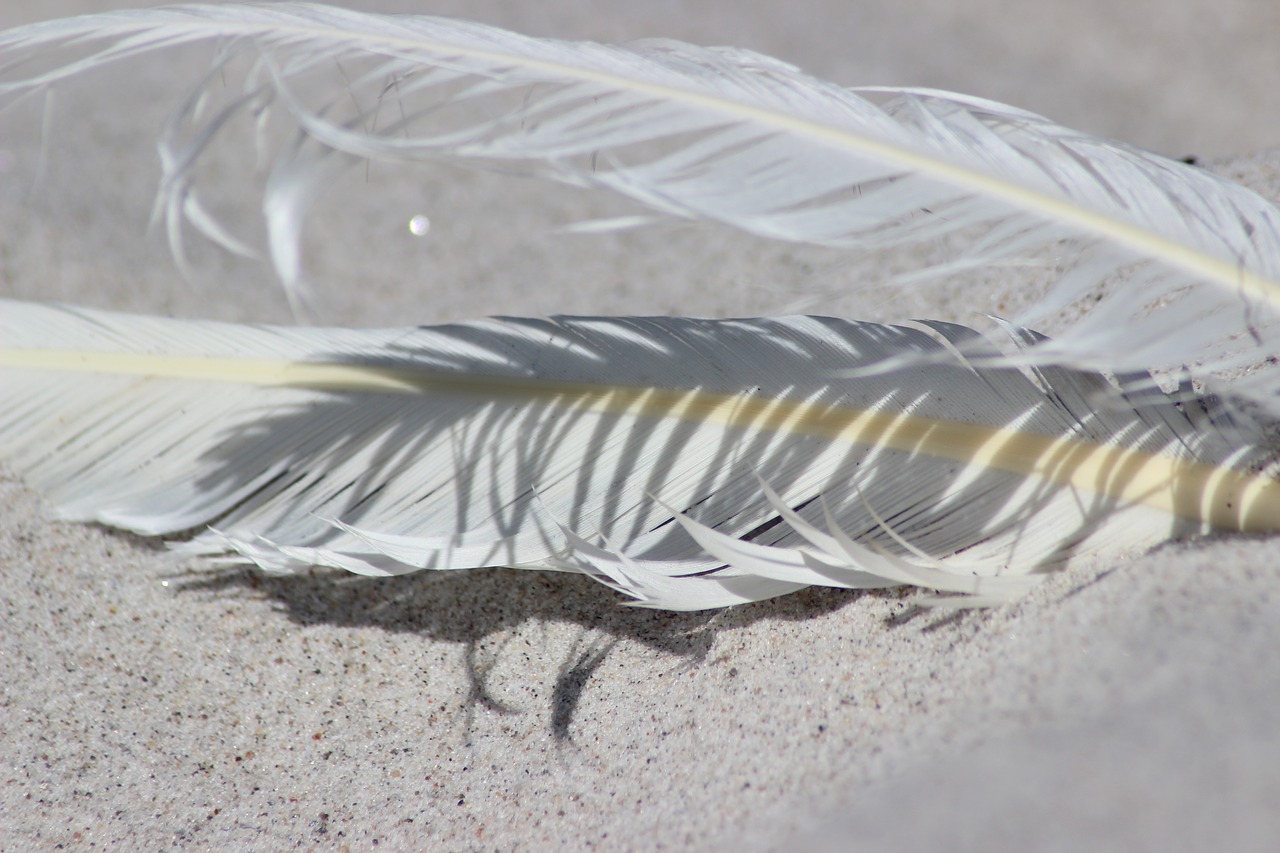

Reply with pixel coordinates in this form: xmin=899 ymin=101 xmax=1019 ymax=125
xmin=2 ymin=300 xmax=1276 ymax=608
xmin=2 ymin=5 xmax=1280 ymax=608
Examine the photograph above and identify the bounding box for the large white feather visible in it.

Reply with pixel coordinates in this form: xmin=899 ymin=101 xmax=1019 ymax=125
xmin=3 ymin=5 xmax=1280 ymax=608
xmin=1 ymin=3 xmax=1279 ymax=399
xmin=2 ymin=299 xmax=1276 ymax=609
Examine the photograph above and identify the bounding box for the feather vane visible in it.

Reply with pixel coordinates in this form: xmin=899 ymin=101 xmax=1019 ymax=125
xmin=2 ymin=300 xmax=1276 ymax=608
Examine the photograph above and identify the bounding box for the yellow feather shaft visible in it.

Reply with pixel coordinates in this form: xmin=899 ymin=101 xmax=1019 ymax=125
xmin=6 ymin=345 xmax=1277 ymax=533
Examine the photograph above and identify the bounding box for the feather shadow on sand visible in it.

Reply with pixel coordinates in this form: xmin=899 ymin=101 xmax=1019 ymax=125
xmin=1 ymin=3 xmax=1280 ymax=609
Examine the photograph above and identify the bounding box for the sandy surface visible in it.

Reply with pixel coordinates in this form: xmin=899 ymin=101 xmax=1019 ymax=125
xmin=2 ymin=1 xmax=1279 ymax=849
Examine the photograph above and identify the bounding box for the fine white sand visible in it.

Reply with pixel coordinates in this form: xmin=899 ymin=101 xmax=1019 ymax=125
xmin=3 ymin=2 xmax=1279 ymax=849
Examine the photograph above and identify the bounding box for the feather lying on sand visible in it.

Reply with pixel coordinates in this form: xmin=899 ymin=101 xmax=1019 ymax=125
xmin=2 ymin=300 xmax=1277 ymax=608
xmin=1 ymin=3 xmax=1279 ymax=607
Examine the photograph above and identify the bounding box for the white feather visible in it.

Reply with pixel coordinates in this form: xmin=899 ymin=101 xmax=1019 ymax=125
xmin=2 ymin=3 xmax=1279 ymax=400
xmin=2 ymin=300 xmax=1276 ymax=609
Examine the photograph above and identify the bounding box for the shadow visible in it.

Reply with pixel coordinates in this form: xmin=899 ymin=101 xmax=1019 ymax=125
xmin=178 ymin=563 xmax=755 ymax=657
xmin=174 ymin=561 xmax=865 ymax=735
xmin=880 ymin=598 xmax=984 ymax=632
xmin=1058 ymin=565 xmax=1123 ymax=602
xmin=551 ymin=635 xmax=617 ymax=742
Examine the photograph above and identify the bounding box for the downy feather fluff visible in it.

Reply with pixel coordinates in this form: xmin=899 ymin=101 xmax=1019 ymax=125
xmin=2 ymin=4 xmax=1280 ymax=607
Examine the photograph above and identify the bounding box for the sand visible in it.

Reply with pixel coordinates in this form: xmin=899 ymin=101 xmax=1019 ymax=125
xmin=2 ymin=1 xmax=1279 ymax=849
